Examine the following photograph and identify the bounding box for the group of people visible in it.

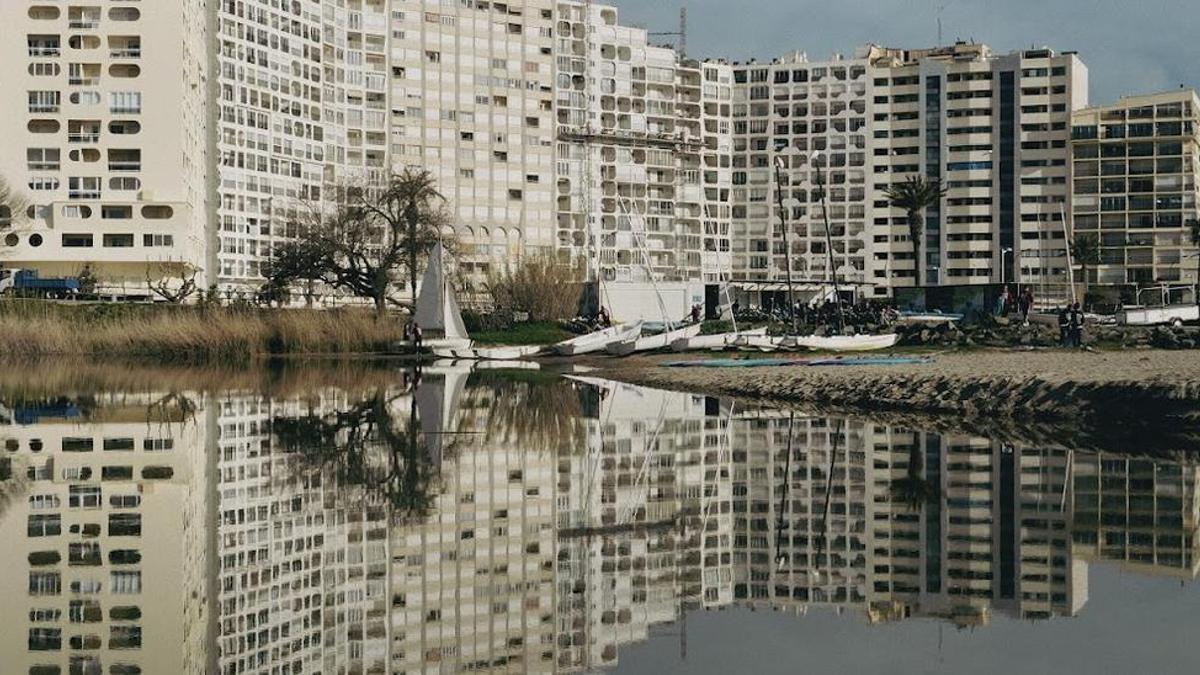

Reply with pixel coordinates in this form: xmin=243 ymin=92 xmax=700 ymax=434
xmin=1057 ymin=303 xmax=1087 ymax=348
xmin=995 ymin=287 xmax=1037 ymax=324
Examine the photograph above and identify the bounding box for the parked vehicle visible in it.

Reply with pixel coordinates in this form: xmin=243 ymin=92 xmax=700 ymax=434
xmin=0 ymin=269 xmax=81 ymax=297
xmin=1117 ymin=285 xmax=1199 ymax=327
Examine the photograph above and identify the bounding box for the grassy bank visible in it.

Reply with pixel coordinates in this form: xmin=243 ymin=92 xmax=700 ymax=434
xmin=470 ymin=321 xmax=572 ymax=346
xmin=0 ymin=300 xmax=405 ymax=363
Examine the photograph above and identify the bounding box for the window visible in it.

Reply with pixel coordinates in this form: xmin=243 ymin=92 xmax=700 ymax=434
xmin=109 ymin=625 xmax=142 ymax=649
xmin=69 ymin=599 xmax=102 ymax=623
xmin=69 ymin=485 xmax=102 ymax=509
xmin=109 ymin=91 xmax=141 ymax=114
xmin=109 ymin=494 xmax=140 ymax=509
xmin=68 ymin=177 xmax=102 ymax=200
xmin=108 ymin=512 xmax=141 ymax=536
xmin=63 ymin=437 xmax=94 ymax=452
xmin=27 ymin=148 xmax=61 ymax=171
xmin=28 ymin=627 xmax=62 ymax=651
xmin=142 ymin=234 xmax=174 ymax=248
xmin=103 ymin=234 xmax=134 ymax=248
xmin=28 ymin=90 xmax=61 ymax=113
xmin=29 ymin=571 xmax=61 ymax=596
xmin=69 ymin=542 xmax=102 ymax=566
xmin=28 ymin=514 xmax=62 ymax=537
xmin=109 ymin=177 xmax=141 ymax=191
xmin=62 ymin=233 xmax=95 ymax=248
xmin=110 ymin=571 xmax=141 ymax=594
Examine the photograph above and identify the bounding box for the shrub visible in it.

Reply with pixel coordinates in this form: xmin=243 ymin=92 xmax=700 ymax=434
xmin=487 ymin=254 xmax=583 ymax=322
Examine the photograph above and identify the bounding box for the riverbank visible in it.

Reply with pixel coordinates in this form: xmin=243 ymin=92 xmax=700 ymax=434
xmin=0 ymin=301 xmax=405 ymax=363
xmin=592 ymin=349 xmax=1200 ymax=454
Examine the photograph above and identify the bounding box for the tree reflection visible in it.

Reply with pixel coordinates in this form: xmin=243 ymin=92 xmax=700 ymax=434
xmin=272 ymin=383 xmax=437 ymax=522
xmin=890 ymin=438 xmax=940 ymax=512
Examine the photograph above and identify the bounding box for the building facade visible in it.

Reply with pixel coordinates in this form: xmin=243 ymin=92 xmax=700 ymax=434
xmin=730 ymin=43 xmax=1088 ymax=304
xmin=1070 ymin=90 xmax=1200 ymax=298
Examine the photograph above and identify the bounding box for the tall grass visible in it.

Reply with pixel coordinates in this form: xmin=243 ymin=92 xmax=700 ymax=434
xmin=0 ymin=300 xmax=404 ymax=363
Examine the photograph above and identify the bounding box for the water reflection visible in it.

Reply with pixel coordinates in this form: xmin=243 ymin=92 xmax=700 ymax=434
xmin=0 ymin=365 xmax=1196 ymax=674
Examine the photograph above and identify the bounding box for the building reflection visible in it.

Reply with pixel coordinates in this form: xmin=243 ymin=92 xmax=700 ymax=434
xmin=0 ymin=371 xmax=1197 ymax=673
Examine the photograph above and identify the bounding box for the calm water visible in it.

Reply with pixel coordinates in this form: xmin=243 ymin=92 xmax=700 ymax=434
xmin=0 ymin=361 xmax=1196 ymax=675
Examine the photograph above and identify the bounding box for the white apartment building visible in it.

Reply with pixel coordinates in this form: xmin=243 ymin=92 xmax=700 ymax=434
xmin=1 ymin=1 xmax=212 ymax=291
xmin=1070 ymin=90 xmax=1200 ymax=297
xmin=731 ymin=43 xmax=1088 ymax=304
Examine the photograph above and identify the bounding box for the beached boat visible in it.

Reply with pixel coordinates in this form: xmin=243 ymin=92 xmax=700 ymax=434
xmin=786 ymin=333 xmax=900 ymax=352
xmin=446 ymin=344 xmax=544 ymax=361
xmin=553 ymin=321 xmax=644 ymax=356
xmin=413 ymin=242 xmax=475 ymax=357
xmin=607 ymin=323 xmax=703 ymax=356
xmin=734 ymin=334 xmax=787 ymax=352
xmin=670 ymin=326 xmax=768 ymax=352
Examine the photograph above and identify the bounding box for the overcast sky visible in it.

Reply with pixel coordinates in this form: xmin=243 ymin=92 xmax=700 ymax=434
xmin=606 ymin=0 xmax=1199 ymax=106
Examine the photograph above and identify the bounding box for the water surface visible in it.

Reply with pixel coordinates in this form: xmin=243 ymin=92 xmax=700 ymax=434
xmin=0 ymin=361 xmax=1196 ymax=674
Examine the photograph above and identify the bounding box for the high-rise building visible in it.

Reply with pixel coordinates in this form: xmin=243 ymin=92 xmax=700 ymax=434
xmin=730 ymin=43 xmax=1088 ymax=304
xmin=2 ymin=1 xmax=213 ymax=292
xmin=1069 ymin=90 xmax=1200 ymax=297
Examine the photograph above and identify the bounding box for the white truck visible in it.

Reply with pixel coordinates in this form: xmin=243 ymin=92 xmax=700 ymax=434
xmin=1117 ymin=285 xmax=1199 ymax=327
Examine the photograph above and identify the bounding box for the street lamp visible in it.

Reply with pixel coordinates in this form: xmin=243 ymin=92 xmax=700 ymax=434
xmin=810 ymin=150 xmax=846 ymax=334
xmin=1000 ymin=246 xmax=1013 ymax=286
xmin=773 ymin=149 xmax=800 ymax=333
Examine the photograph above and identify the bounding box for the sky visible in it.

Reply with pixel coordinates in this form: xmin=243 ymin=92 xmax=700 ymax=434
xmin=606 ymin=0 xmax=1200 ymax=106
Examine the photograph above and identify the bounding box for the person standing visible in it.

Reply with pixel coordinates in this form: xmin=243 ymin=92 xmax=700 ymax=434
xmin=1021 ymin=289 xmax=1035 ymax=325
xmin=1057 ymin=305 xmax=1070 ymax=347
xmin=1069 ymin=302 xmax=1084 ymax=348
xmin=995 ymin=287 xmax=1010 ymax=316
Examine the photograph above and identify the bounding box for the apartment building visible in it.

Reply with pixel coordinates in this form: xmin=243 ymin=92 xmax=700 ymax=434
xmin=388 ymin=0 xmax=558 ymax=280
xmin=0 ymin=391 xmax=211 ymax=675
xmin=2 ymin=1 xmax=212 ymax=290
xmin=730 ymin=43 xmax=1088 ymax=303
xmin=1069 ymin=90 xmax=1200 ymax=296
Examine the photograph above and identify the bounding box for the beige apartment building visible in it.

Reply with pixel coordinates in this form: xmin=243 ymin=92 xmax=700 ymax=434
xmin=1 ymin=1 xmax=212 ymax=291
xmin=1069 ymin=90 xmax=1200 ymax=298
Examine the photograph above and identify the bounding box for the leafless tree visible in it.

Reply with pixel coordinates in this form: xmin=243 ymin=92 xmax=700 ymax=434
xmin=280 ymin=168 xmax=452 ymax=315
xmin=146 ymin=262 xmax=200 ymax=304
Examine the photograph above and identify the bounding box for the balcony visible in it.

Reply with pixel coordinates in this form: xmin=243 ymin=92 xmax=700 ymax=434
xmin=69 ymin=133 xmax=101 ymax=144
xmin=107 ymin=162 xmax=141 ymax=173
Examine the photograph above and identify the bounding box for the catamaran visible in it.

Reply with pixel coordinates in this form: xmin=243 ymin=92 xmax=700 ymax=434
xmin=606 ymin=322 xmax=703 ymax=356
xmin=785 ymin=333 xmax=901 ymax=352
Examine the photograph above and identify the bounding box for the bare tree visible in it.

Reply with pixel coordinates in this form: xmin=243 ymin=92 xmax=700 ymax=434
xmin=146 ymin=262 xmax=200 ymax=304
xmin=279 ymin=168 xmax=451 ymax=315
xmin=1 ymin=175 xmax=31 ymax=257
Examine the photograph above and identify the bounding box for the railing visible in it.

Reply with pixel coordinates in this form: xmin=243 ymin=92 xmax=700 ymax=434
xmin=69 ymin=190 xmax=101 ymax=200
xmin=29 ymin=104 xmax=60 ymax=113
xmin=28 ymin=47 xmax=61 ymax=57
xmin=110 ymin=48 xmax=141 ymax=58
xmin=109 ymin=106 xmax=141 ymax=115
xmin=69 ymin=133 xmax=101 ymax=143
xmin=107 ymin=162 xmax=142 ymax=172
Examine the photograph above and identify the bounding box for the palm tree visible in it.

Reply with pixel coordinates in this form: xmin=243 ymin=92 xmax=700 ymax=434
xmin=1070 ymin=233 xmax=1101 ymax=309
xmin=385 ymin=168 xmax=446 ymax=312
xmin=884 ymin=176 xmax=948 ymax=286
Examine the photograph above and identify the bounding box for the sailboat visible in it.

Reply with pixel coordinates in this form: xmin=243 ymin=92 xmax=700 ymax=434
xmin=412 ymin=243 xmax=541 ymax=360
xmin=606 ymin=321 xmax=703 ymax=356
xmin=412 ymin=242 xmax=474 ymax=355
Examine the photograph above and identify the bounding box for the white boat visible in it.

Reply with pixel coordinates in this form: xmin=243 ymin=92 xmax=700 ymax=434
xmin=414 ymin=242 xmax=474 ymax=354
xmin=553 ymin=321 xmax=644 ymax=356
xmin=607 ymin=323 xmax=703 ymax=356
xmin=671 ymin=326 xmax=768 ymax=352
xmin=734 ymin=335 xmax=788 ymax=352
xmin=447 ymin=344 xmax=544 ymax=361
xmin=786 ymin=333 xmax=900 ymax=352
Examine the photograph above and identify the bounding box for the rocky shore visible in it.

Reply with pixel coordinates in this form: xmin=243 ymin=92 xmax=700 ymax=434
xmin=596 ymin=350 xmax=1200 ymax=455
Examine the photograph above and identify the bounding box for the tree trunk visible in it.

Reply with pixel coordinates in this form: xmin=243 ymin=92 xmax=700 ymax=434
xmin=1080 ymin=263 xmax=1089 ymax=309
xmin=374 ymin=291 xmax=387 ymax=316
xmin=908 ymin=213 xmax=923 ymax=287
xmin=406 ymin=202 xmax=419 ymax=319
xmin=305 ymin=279 xmax=314 ymax=308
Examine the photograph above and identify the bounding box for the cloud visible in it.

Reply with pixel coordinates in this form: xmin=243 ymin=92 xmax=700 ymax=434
xmin=606 ymin=0 xmax=1200 ymax=104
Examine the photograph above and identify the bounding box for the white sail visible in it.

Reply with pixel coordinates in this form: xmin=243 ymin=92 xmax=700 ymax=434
xmin=414 ymin=242 xmax=469 ymax=341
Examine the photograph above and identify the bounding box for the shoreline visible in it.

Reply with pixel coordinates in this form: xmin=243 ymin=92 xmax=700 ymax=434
xmin=586 ymin=349 xmax=1200 ymax=455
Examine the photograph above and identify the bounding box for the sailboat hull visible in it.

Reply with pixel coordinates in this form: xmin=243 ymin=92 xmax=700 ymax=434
xmin=670 ymin=327 xmax=769 ymax=352
xmin=607 ymin=323 xmax=703 ymax=356
xmin=788 ymin=334 xmax=900 ymax=352
xmin=554 ymin=322 xmax=644 ymax=356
